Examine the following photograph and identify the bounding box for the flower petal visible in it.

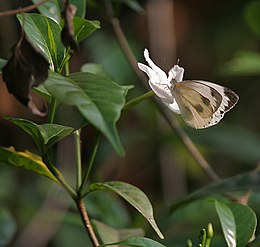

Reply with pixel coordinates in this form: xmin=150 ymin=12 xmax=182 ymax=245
xmin=138 ymin=63 xmax=160 ymax=84
xmin=143 ymin=48 xmax=168 ymax=83
xmin=168 ymin=65 xmax=184 ymax=83
xmin=161 ymin=98 xmax=181 ymax=114
xmin=148 ymin=80 xmax=174 ymax=103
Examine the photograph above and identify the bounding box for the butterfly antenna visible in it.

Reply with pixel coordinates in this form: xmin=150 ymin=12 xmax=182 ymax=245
xmin=177 ymin=58 xmax=180 ymax=65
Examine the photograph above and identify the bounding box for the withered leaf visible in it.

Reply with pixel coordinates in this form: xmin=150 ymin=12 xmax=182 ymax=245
xmin=2 ymin=33 xmax=49 ymax=116
xmin=61 ymin=0 xmax=79 ymax=51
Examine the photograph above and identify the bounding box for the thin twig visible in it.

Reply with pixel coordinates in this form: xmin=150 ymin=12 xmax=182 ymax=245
xmin=75 ymin=198 xmax=100 ymax=247
xmin=74 ymin=129 xmax=82 ymax=190
xmin=78 ymin=132 xmax=100 ymax=196
xmin=105 ymin=1 xmax=220 ymax=182
xmin=0 ymin=0 xmax=48 ymax=18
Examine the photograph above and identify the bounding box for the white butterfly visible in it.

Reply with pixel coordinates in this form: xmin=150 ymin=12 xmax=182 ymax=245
xmin=138 ymin=48 xmax=239 ymax=129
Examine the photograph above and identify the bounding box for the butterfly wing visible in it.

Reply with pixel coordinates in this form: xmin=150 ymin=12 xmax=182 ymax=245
xmin=172 ymin=80 xmax=239 ymax=129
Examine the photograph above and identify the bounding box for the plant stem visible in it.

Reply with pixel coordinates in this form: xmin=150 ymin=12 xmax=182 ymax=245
xmin=123 ymin=90 xmax=154 ymax=110
xmin=48 ymin=97 xmax=57 ymax=124
xmin=78 ymin=133 xmax=100 ymax=196
xmin=65 ymin=60 xmax=70 ymax=76
xmin=0 ymin=0 xmax=48 ymax=17
xmin=74 ymin=129 xmax=82 ymax=190
xmin=75 ymin=198 xmax=100 ymax=247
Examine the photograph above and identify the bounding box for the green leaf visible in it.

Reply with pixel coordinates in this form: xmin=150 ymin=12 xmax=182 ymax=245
xmin=86 ymin=190 xmax=131 ymax=228
xmin=81 ymin=63 xmax=105 ymax=74
xmin=31 ymin=0 xmax=61 ymax=24
xmin=247 ymin=235 xmax=260 ymax=247
xmin=0 ymin=208 xmax=16 ymax=247
xmin=80 ymin=63 xmax=114 ymax=80
xmin=0 ymin=147 xmax=59 ymax=183
xmin=44 ymin=71 xmax=133 ymax=155
xmin=69 ymin=0 xmax=87 ymax=18
xmin=215 ymin=201 xmax=236 ymax=247
xmin=93 ymin=219 xmax=144 ymax=245
xmin=229 ymin=202 xmax=257 ymax=247
xmin=88 ymin=181 xmax=164 ymax=239
xmin=219 ymin=51 xmax=260 ymax=77
xmin=170 ymin=170 xmax=260 ymax=213
xmin=102 ymin=237 xmax=166 ymax=247
xmin=17 ymin=13 xmax=66 ymax=71
xmin=245 ymin=0 xmax=260 ymax=39
xmin=33 ymin=84 xmax=52 ymax=103
xmin=74 ymin=17 xmax=100 ymax=43
xmin=54 ymin=104 xmax=88 ymax=129
xmin=4 ymin=116 xmax=74 ymax=155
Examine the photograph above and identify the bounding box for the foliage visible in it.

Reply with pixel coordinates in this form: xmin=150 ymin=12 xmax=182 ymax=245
xmin=0 ymin=0 xmax=259 ymax=247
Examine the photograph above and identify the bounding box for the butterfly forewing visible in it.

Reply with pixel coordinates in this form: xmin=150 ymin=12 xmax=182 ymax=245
xmin=172 ymin=80 xmax=239 ymax=129
xmin=172 ymin=83 xmax=217 ymax=128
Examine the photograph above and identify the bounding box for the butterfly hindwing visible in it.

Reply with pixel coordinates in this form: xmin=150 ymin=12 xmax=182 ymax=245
xmin=172 ymin=80 xmax=239 ymax=129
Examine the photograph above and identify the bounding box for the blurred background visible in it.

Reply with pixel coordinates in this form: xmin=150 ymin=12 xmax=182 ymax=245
xmin=0 ymin=0 xmax=259 ymax=246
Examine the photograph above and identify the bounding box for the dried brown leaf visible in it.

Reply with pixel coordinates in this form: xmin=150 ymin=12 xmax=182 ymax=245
xmin=2 ymin=33 xmax=49 ymax=116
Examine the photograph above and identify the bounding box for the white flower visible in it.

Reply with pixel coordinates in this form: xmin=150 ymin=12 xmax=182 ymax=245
xmin=137 ymin=48 xmax=184 ymax=114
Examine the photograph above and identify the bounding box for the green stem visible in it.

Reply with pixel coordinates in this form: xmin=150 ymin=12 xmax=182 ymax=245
xmin=65 ymin=60 xmax=70 ymax=76
xmin=205 ymin=238 xmax=212 ymax=247
xmin=48 ymin=97 xmax=57 ymax=124
xmin=123 ymin=90 xmax=154 ymax=110
xmin=74 ymin=129 xmax=82 ymax=190
xmin=78 ymin=133 xmax=100 ymax=196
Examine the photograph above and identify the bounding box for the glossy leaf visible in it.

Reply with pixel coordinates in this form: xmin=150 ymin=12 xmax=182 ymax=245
xmin=229 ymin=202 xmax=257 ymax=247
xmin=33 ymin=84 xmax=52 ymax=103
xmin=247 ymin=235 xmax=260 ymax=247
xmin=215 ymin=201 xmax=236 ymax=247
xmin=74 ymin=17 xmax=100 ymax=43
xmin=0 ymin=147 xmax=59 ymax=183
xmin=33 ymin=83 xmax=88 ymax=129
xmin=93 ymin=220 xmax=144 ymax=245
xmin=54 ymin=104 xmax=88 ymax=129
xmin=170 ymin=170 xmax=260 ymax=213
xmin=31 ymin=0 xmax=61 ymax=24
xmin=86 ymin=191 xmax=131 ymax=228
xmin=4 ymin=116 xmax=74 ymax=154
xmin=81 ymin=63 xmax=105 ymax=74
xmin=102 ymin=237 xmax=166 ymax=247
xmin=17 ymin=13 xmax=66 ymax=71
xmin=88 ymin=181 xmax=164 ymax=239
xmin=0 ymin=208 xmax=16 ymax=247
xmin=44 ymin=71 xmax=132 ymax=155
